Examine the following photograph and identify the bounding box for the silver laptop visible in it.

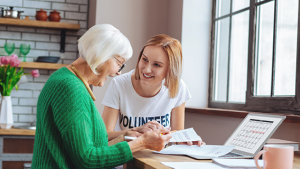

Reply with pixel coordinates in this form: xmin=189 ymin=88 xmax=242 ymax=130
xmin=190 ymin=113 xmax=286 ymax=159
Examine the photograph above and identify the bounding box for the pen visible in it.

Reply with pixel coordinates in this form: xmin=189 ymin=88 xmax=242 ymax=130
xmin=161 ymin=130 xmax=176 ymax=135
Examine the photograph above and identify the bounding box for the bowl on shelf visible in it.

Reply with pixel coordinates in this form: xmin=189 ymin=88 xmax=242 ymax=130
xmin=35 ymin=56 xmax=60 ymax=63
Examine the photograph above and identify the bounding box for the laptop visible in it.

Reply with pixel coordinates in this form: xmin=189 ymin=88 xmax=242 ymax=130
xmin=189 ymin=113 xmax=286 ymax=159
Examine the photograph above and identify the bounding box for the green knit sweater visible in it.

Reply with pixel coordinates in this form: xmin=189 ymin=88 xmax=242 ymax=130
xmin=31 ymin=67 xmax=133 ymax=169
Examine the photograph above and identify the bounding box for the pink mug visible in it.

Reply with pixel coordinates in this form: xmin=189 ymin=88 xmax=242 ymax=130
xmin=254 ymin=144 xmax=294 ymax=169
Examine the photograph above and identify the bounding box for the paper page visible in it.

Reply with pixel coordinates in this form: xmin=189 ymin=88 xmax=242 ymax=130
xmin=124 ymin=128 xmax=201 ymax=142
xmin=161 ymin=162 xmax=227 ymax=169
xmin=161 ymin=162 xmax=260 ymax=169
xmin=169 ymin=128 xmax=201 ymax=142
xmin=125 ymin=136 xmax=136 ymax=140
xmin=155 ymin=145 xmax=235 ymax=157
xmin=213 ymin=159 xmax=264 ymax=168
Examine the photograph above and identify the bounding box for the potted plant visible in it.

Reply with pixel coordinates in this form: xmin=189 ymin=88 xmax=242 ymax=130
xmin=0 ymin=54 xmax=39 ymax=129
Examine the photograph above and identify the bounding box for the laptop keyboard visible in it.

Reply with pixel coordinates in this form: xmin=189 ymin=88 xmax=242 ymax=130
xmin=219 ymin=152 xmax=243 ymax=158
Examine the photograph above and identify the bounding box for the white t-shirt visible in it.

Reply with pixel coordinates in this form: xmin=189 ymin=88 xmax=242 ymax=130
xmin=102 ymin=69 xmax=191 ymax=131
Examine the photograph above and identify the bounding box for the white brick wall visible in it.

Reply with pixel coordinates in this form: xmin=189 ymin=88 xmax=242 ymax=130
xmin=80 ymin=5 xmax=87 ymax=12
xmin=27 ymin=50 xmax=49 ymax=58
xmin=36 ymin=29 xmax=61 ymax=34
xmin=0 ymin=31 xmax=21 ymax=39
xmin=79 ymin=21 xmax=87 ymax=28
xmin=33 ymin=75 xmax=50 ymax=82
xmin=0 ymin=0 xmax=23 ymax=7
xmin=22 ymin=33 xmax=50 ymax=42
xmin=0 ymin=40 xmax=5 ymax=46
xmin=18 ymin=83 xmax=45 ymax=90
xmin=19 ymin=115 xmax=36 ymax=122
xmin=13 ymin=106 xmax=32 ymax=114
xmin=65 ymin=44 xmax=77 ymax=52
xmin=36 ymin=42 xmax=60 ymax=50
xmin=11 ymin=90 xmax=32 ymax=98
xmin=0 ymin=0 xmax=88 ymax=124
xmin=52 ymin=3 xmax=79 ymax=11
xmin=23 ymin=1 xmax=51 ymax=9
xmin=66 ymin=0 xmax=88 ymax=5
xmin=33 ymin=91 xmax=41 ymax=98
xmin=20 ymin=98 xmax=38 ymax=106
xmin=65 ymin=12 xmax=87 ymax=20
xmin=50 ymin=35 xmax=77 ymax=43
xmin=50 ymin=51 xmax=77 ymax=59
xmin=32 ymin=107 xmax=37 ymax=114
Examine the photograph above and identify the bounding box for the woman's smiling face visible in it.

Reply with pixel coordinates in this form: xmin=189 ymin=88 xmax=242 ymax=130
xmin=138 ymin=45 xmax=169 ymax=86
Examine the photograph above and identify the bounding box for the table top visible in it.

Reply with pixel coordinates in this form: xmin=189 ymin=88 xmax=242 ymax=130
xmin=0 ymin=128 xmax=35 ymax=136
xmin=131 ymin=150 xmax=300 ymax=169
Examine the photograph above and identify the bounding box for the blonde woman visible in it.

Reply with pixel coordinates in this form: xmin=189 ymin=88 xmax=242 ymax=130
xmin=102 ymin=34 xmax=204 ymax=146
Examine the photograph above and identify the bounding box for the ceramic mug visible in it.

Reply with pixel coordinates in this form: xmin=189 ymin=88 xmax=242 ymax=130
xmin=254 ymin=144 xmax=294 ymax=169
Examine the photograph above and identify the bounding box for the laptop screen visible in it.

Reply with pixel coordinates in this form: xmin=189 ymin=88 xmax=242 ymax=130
xmin=224 ymin=113 xmax=285 ymax=156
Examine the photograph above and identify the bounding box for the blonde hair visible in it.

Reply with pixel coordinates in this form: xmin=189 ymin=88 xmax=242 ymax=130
xmin=135 ymin=34 xmax=182 ymax=98
xmin=78 ymin=24 xmax=133 ymax=75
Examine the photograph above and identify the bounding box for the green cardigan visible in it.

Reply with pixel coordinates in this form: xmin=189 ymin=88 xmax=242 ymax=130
xmin=31 ymin=67 xmax=132 ymax=169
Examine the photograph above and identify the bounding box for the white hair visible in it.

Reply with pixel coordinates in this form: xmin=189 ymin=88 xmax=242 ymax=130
xmin=78 ymin=24 xmax=133 ymax=74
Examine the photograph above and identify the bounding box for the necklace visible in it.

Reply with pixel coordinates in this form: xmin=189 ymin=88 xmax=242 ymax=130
xmin=70 ymin=64 xmax=96 ymax=101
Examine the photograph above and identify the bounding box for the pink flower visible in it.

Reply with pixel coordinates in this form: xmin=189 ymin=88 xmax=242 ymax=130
xmin=1 ymin=56 xmax=10 ymax=65
xmin=11 ymin=54 xmax=18 ymax=60
xmin=31 ymin=69 xmax=39 ymax=78
xmin=10 ymin=58 xmax=20 ymax=67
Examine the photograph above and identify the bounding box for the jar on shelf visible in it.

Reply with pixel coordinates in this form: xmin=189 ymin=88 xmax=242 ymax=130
xmin=35 ymin=9 xmax=47 ymax=21
xmin=48 ymin=10 xmax=61 ymax=22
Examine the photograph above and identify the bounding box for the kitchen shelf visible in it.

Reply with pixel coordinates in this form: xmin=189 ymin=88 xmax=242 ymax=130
xmin=0 ymin=128 xmax=35 ymax=136
xmin=0 ymin=18 xmax=80 ymax=52
xmin=0 ymin=18 xmax=80 ymax=30
xmin=18 ymin=62 xmax=68 ymax=70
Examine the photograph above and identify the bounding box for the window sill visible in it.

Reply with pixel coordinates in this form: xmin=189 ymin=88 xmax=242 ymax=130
xmin=185 ymin=107 xmax=300 ymax=124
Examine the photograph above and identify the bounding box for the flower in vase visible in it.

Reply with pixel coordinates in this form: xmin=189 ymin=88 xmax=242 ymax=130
xmin=10 ymin=58 xmax=20 ymax=67
xmin=31 ymin=69 xmax=40 ymax=78
xmin=0 ymin=55 xmax=39 ymax=96
xmin=1 ymin=56 xmax=10 ymax=65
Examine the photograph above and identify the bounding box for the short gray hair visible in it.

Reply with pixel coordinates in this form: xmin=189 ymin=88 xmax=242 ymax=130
xmin=78 ymin=24 xmax=133 ymax=74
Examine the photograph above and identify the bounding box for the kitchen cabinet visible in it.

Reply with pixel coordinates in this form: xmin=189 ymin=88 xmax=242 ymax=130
xmin=0 ymin=128 xmax=35 ymax=169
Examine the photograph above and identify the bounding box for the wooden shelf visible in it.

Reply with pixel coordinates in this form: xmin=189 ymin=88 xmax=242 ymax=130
xmin=0 ymin=18 xmax=80 ymax=52
xmin=18 ymin=62 xmax=68 ymax=70
xmin=0 ymin=128 xmax=35 ymax=136
xmin=0 ymin=18 xmax=80 ymax=30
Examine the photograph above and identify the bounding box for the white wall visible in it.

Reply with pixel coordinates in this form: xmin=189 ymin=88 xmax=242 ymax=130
xmin=93 ymin=0 xmax=183 ymax=114
xmin=181 ymin=0 xmax=211 ymax=108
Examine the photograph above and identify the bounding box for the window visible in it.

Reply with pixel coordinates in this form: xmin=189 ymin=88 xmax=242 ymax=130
xmin=209 ymin=0 xmax=300 ymax=114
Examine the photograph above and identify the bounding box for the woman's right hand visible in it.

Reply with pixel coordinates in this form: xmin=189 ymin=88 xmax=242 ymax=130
xmin=132 ymin=120 xmax=165 ymax=133
xmin=139 ymin=128 xmax=172 ymax=151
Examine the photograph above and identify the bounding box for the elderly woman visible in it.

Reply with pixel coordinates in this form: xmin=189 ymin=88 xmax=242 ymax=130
xmin=31 ymin=24 xmax=171 ymax=169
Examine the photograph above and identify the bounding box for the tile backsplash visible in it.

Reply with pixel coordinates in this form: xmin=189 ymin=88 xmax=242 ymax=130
xmin=0 ymin=0 xmax=89 ymax=126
